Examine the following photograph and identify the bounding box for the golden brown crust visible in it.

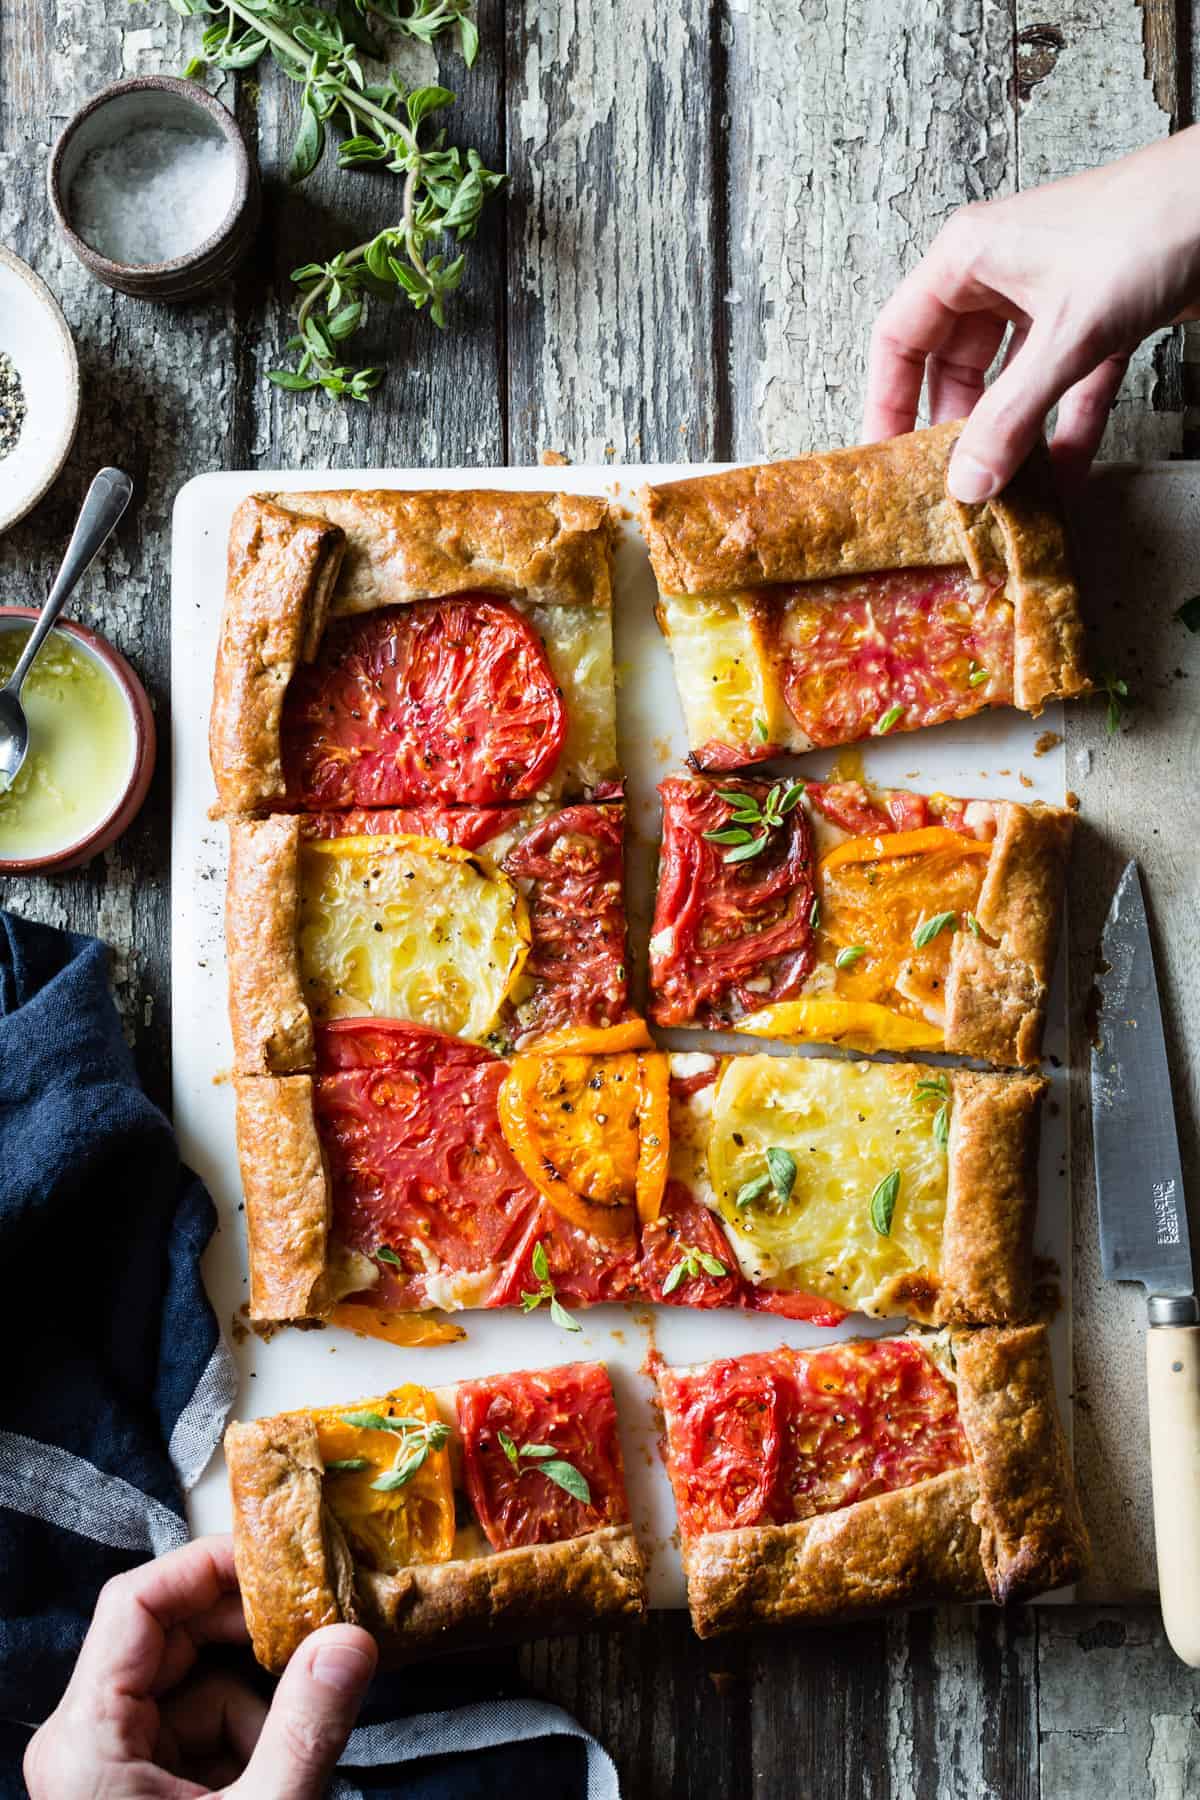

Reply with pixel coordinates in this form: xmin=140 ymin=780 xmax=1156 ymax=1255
xmin=639 ymin=421 xmax=1087 ymax=716
xmin=356 ymin=1525 xmax=647 ymax=1661
xmin=940 ymin=1070 xmax=1045 ymax=1325
xmin=269 ymin=488 xmax=617 ymax=615
xmin=955 ymin=1324 xmax=1090 ymax=1602
xmin=226 ymin=1415 xmax=359 ymax=1674
xmin=226 ymin=816 xmax=311 ymax=1076
xmin=210 ymin=498 xmax=344 ymax=814
xmin=944 ymin=801 xmax=1074 ymax=1066
xmin=233 ymin=1075 xmax=331 ymax=1322
xmin=682 ymin=1469 xmax=987 ymax=1637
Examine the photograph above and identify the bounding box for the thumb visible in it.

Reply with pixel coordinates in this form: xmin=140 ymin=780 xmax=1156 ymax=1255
xmin=226 ymin=1625 xmax=377 ymax=1800
xmin=947 ymin=321 xmax=1084 ymax=503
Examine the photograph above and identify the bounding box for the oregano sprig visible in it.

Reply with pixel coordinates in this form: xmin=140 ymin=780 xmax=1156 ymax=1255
xmin=662 ymin=1243 xmax=728 ymax=1295
xmin=703 ymin=781 xmax=805 ymax=865
xmin=497 ymin=1429 xmax=592 ymax=1504
xmin=334 ymin=1410 xmax=451 ymax=1491
xmin=914 ymin=1074 xmax=951 ymax=1150
xmin=520 ymin=1240 xmax=581 ymax=1332
xmin=163 ymin=1 xmax=502 ymax=400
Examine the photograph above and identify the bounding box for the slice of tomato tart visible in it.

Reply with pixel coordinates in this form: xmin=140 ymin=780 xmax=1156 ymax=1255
xmin=649 ymin=770 xmax=1072 ymax=1065
xmin=210 ymin=489 xmax=620 ymax=814
xmin=656 ymin=1324 xmax=1089 ymax=1636
xmin=224 ymin=803 xmax=636 ymax=1072
xmin=226 ymin=1361 xmax=646 ymax=1671
xmin=638 ymin=420 xmax=1089 ymax=763
xmin=664 ymin=1050 xmax=1042 ymax=1326
xmin=233 ymin=1021 xmax=665 ymax=1327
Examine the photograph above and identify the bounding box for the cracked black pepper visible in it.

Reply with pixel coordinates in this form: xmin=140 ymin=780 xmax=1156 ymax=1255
xmin=0 ymin=352 xmax=26 ymax=461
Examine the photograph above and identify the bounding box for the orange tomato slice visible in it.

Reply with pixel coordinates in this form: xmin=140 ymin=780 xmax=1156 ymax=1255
xmin=308 ymin=1384 xmax=455 ymax=1571
xmin=327 ymin=1304 xmax=467 ymax=1348
xmin=818 ymin=825 xmax=989 ymax=874
xmin=498 ymin=1050 xmax=668 ymax=1240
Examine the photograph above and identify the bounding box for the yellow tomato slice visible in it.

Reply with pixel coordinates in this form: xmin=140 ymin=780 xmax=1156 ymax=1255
xmin=327 ymin=1304 xmax=466 ymax=1348
xmin=635 ymin=1051 xmax=670 ymax=1225
xmin=309 ymin=1384 xmax=455 ymax=1572
xmin=298 ymin=834 xmax=529 ymax=1043
xmin=736 ymin=997 xmax=945 ymax=1052
xmin=498 ymin=1052 xmax=658 ymax=1240
xmin=818 ymin=825 xmax=990 ymax=873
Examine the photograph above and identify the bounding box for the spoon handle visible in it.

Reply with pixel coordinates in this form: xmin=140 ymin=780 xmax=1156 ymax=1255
xmin=6 ymin=468 xmax=134 ymax=696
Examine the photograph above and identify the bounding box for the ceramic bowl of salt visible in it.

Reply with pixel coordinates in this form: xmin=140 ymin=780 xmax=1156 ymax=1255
xmin=48 ymin=77 xmax=260 ymax=301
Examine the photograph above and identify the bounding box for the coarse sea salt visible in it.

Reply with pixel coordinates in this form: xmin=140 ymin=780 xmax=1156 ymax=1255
xmin=69 ymin=126 xmax=237 ymax=267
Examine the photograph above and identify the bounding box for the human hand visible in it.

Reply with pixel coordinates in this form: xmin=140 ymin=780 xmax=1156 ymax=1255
xmin=23 ymin=1535 xmax=377 ymax=1798
xmin=863 ymin=125 xmax=1200 ymax=500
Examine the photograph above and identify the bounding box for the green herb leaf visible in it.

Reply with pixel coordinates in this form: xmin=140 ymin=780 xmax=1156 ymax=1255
xmin=338 ymin=1410 xmax=392 ymax=1432
xmin=289 ymin=94 xmax=325 ymax=185
xmin=965 ymin=911 xmax=982 ymax=938
xmin=735 ymin=1172 xmax=771 ymax=1208
xmin=266 ymin=370 xmax=319 ymax=391
xmin=870 ymin=1169 xmax=901 ymax=1236
xmin=324 ymin=1457 xmax=370 ymax=1473
xmin=531 ymin=1240 xmax=550 ymax=1283
xmin=873 ymin=704 xmax=904 ymax=736
xmin=517 ymin=1442 xmax=557 ymax=1459
xmin=703 ymin=826 xmax=755 ymax=847
xmin=810 ymin=897 xmax=821 ymax=929
xmin=933 ymin=1102 xmax=950 ymax=1150
xmin=766 ymin=1146 xmax=797 ymax=1204
xmin=497 ymin=1428 xmax=520 ymax=1469
xmin=549 ymin=1295 xmax=582 ymax=1332
xmin=536 ymin=1458 xmax=592 ymax=1505
xmin=1101 ymin=670 xmax=1130 ymax=735
xmin=375 ymin=1244 xmax=405 ymax=1267
xmin=913 ymin=910 xmax=957 ymax=949
xmin=967 ymin=661 xmax=989 ymax=687
xmin=835 ymin=944 xmax=866 ymax=969
xmin=662 ymin=1259 xmax=688 ymax=1296
xmin=407 ymin=84 xmax=456 ymax=128
xmin=722 ymin=833 xmax=770 ymax=865
xmin=1174 ymin=595 xmax=1200 ymax=633
xmin=371 ymin=1462 xmax=424 ymax=1491
xmin=914 ymin=1075 xmax=950 ymax=1100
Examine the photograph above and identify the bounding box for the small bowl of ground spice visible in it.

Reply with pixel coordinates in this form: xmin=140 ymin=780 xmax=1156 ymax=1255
xmin=0 ymin=247 xmax=80 ymax=536
xmin=48 ymin=76 xmax=260 ymax=301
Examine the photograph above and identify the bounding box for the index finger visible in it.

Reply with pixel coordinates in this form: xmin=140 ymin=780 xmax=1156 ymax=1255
xmin=67 ymin=1536 xmax=247 ymax=1707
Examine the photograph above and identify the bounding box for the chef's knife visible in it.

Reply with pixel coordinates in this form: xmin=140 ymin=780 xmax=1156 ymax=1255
xmin=1091 ymin=860 xmax=1200 ymax=1665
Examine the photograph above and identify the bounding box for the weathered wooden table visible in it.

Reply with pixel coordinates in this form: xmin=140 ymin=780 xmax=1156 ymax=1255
xmin=3 ymin=2 xmax=1199 ymax=1793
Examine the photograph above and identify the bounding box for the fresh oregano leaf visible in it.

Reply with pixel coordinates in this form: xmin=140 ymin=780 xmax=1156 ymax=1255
xmin=913 ymin=911 xmax=957 ymax=949
xmin=869 ymin=1169 xmax=901 ymax=1236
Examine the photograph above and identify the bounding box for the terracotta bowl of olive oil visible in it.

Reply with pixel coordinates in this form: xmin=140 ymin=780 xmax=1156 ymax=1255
xmin=0 ymin=609 xmax=155 ymax=873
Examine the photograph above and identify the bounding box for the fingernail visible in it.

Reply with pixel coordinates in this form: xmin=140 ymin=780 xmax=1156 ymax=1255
xmin=949 ymin=454 xmax=1001 ymax=504
xmin=311 ymin=1643 xmax=373 ymax=1696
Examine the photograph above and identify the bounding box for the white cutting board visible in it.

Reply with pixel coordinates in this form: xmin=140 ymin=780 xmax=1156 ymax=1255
xmin=172 ymin=464 xmax=1071 ymax=1608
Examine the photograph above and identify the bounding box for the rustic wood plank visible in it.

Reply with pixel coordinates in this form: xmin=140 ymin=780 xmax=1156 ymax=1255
xmin=723 ymin=0 xmax=1017 ymax=459
xmin=888 ymin=1608 xmax=1039 ymax=1800
xmin=505 ymin=0 xmax=725 ymax=464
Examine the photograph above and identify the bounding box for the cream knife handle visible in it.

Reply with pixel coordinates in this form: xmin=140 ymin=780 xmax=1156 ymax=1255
xmin=1147 ymin=1300 xmax=1200 ymax=1667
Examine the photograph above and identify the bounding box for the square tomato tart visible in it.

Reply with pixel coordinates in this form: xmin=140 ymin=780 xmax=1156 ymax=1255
xmin=639 ymin=420 xmax=1089 ymax=764
xmin=656 ymin=1324 xmax=1089 ymax=1635
xmin=649 ymin=770 xmax=1072 ymax=1066
xmin=210 ymin=488 xmax=621 ymax=814
xmin=226 ymin=1360 xmax=646 ymax=1669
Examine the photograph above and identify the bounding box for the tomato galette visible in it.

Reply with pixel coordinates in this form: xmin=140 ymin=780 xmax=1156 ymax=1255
xmin=210 ymin=489 xmax=620 ymax=814
xmin=226 ymin=1361 xmax=646 ymax=1669
xmin=638 ymin=422 xmax=1088 ymax=763
xmin=656 ymin=1324 xmax=1089 ymax=1635
xmin=226 ymin=801 xmax=632 ymax=1068
xmin=649 ymin=772 xmax=1071 ymax=1066
xmin=233 ymin=1022 xmax=1041 ymax=1333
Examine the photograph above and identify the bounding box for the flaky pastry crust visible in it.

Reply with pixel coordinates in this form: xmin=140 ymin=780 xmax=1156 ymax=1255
xmin=226 ymin=1412 xmax=646 ymax=1672
xmin=940 ymin=1070 xmax=1044 ymax=1325
xmin=673 ymin=1322 xmax=1087 ymax=1636
xmin=226 ymin=815 xmax=311 ymax=1076
xmin=210 ymin=498 xmax=345 ymax=815
xmin=638 ymin=420 xmax=1088 ymax=717
xmin=944 ymin=800 xmax=1073 ymax=1066
xmin=233 ymin=1074 xmax=331 ymax=1322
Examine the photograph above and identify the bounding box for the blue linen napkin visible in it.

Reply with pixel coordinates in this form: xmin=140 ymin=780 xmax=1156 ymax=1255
xmin=0 ymin=910 xmax=236 ymax=1729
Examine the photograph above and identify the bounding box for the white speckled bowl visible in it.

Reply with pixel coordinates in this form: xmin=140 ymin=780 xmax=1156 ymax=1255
xmin=0 ymin=247 xmax=80 ymax=535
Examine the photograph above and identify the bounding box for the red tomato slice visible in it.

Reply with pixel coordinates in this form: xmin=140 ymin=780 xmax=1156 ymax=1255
xmin=804 ymin=780 xmax=992 ymax=842
xmin=313 ymin=1021 xmax=542 ymax=1307
xmin=500 ymin=803 xmax=630 ymax=1044
xmin=747 ymin=1288 xmax=849 ymax=1327
xmin=487 ymin=1199 xmax=641 ymax=1311
xmin=457 ymin=1362 xmax=631 ymax=1550
xmin=658 ymin=1350 xmax=795 ymax=1535
xmin=650 ymin=775 xmax=816 ymax=1027
xmin=281 ymin=596 xmax=568 ymax=807
xmin=637 ymin=1181 xmax=744 ymax=1309
xmin=783 ymin=1339 xmax=968 ymax=1519
xmin=693 ymin=736 xmax=781 ymax=772
xmin=768 ymin=565 xmax=1013 ymax=746
xmin=301 ymin=805 xmax=524 ymax=851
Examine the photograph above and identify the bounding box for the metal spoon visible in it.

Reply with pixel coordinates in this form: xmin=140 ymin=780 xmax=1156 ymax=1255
xmin=0 ymin=467 xmax=134 ymax=790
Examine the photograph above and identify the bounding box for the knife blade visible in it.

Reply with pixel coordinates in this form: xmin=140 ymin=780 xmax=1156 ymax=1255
xmin=1091 ymin=859 xmax=1195 ymax=1304
xmin=1091 ymin=859 xmax=1200 ymax=1669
